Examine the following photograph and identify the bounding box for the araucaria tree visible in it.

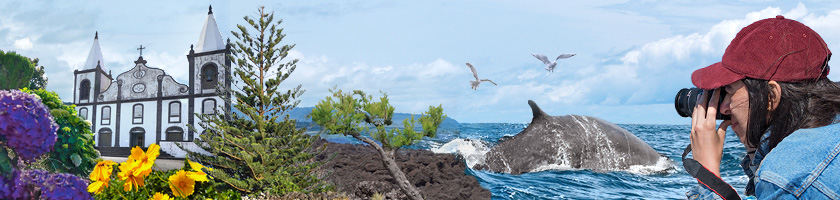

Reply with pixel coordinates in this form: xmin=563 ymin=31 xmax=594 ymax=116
xmin=311 ymin=89 xmax=445 ymax=200
xmin=181 ymin=6 xmax=329 ymax=196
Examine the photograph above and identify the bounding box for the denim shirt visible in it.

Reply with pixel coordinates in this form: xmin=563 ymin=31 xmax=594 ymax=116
xmin=686 ymin=122 xmax=840 ymax=199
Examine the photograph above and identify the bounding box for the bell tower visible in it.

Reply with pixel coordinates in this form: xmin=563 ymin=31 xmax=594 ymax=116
xmin=74 ymin=31 xmax=113 ymax=133
xmin=187 ymin=5 xmax=231 ymax=140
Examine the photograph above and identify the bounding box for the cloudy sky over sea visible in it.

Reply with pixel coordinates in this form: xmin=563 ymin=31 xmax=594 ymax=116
xmin=2 ymin=0 xmax=839 ymax=124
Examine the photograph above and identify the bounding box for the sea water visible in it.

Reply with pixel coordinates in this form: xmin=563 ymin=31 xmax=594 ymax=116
xmin=313 ymin=123 xmax=749 ymax=199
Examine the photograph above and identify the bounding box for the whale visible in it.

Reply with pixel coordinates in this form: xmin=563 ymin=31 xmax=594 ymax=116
xmin=474 ymin=100 xmax=664 ymax=174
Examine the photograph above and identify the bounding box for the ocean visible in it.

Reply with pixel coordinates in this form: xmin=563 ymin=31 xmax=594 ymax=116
xmin=312 ymin=123 xmax=749 ymax=200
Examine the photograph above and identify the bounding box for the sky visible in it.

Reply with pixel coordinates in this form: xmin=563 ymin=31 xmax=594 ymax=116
xmin=2 ymin=0 xmax=840 ymax=125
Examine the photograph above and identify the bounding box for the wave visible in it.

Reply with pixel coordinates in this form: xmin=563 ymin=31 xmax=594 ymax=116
xmin=430 ymin=139 xmax=490 ymax=168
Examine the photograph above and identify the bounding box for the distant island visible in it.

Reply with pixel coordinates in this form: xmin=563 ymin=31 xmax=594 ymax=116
xmin=233 ymin=106 xmax=460 ymax=129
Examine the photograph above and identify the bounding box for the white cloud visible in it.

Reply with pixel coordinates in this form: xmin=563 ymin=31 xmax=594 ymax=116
xmin=557 ymin=4 xmax=825 ymax=106
xmin=13 ymin=37 xmax=32 ymax=50
xmin=283 ymin=50 xmax=467 ymax=116
xmin=516 ymin=69 xmax=542 ymax=80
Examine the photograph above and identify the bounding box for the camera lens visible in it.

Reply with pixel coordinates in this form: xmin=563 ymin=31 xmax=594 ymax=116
xmin=674 ymin=88 xmax=730 ymax=120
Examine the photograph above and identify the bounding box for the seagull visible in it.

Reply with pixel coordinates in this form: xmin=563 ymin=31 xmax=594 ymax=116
xmin=466 ymin=63 xmax=497 ymax=90
xmin=532 ymin=53 xmax=576 ymax=73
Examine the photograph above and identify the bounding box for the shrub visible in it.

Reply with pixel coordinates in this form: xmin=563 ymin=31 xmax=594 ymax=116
xmin=0 ymin=89 xmax=91 ymax=200
xmin=21 ymin=88 xmax=98 ymax=176
xmin=89 ymin=146 xmax=242 ymax=199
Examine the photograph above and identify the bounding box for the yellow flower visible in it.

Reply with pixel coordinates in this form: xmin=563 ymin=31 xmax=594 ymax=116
xmin=129 ymin=144 xmax=160 ymax=177
xmin=187 ymin=159 xmax=212 ymax=182
xmin=87 ymin=180 xmax=108 ymax=194
xmin=150 ymin=192 xmax=173 ymax=200
xmin=89 ymin=160 xmax=117 ymax=182
xmin=169 ymin=170 xmax=196 ymax=197
xmin=118 ymin=159 xmax=145 ymax=191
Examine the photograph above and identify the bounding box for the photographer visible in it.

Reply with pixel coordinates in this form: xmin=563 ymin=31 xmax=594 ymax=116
xmin=686 ymin=15 xmax=840 ymax=199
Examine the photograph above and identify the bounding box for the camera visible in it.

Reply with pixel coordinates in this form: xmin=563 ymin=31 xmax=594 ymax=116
xmin=674 ymin=88 xmax=730 ymax=120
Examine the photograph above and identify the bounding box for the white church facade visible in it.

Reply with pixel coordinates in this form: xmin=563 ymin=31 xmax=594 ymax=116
xmin=73 ymin=6 xmax=229 ymax=157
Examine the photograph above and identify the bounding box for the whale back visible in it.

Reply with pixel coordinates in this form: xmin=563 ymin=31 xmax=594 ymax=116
xmin=478 ymin=100 xmax=663 ymax=174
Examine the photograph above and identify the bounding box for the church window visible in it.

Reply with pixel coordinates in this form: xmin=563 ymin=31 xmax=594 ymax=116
xmin=169 ymin=101 xmax=181 ymax=123
xmin=79 ymin=79 xmax=91 ymax=101
xmin=101 ymin=106 xmax=111 ymax=125
xmin=201 ymin=64 xmax=218 ymax=90
xmin=79 ymin=108 xmax=88 ymax=120
xmin=202 ymin=99 xmax=216 ymax=115
xmin=133 ymin=104 xmax=143 ymax=124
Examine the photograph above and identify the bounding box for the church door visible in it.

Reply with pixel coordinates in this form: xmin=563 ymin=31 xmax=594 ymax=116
xmin=166 ymin=127 xmax=184 ymax=141
xmin=98 ymin=128 xmax=112 ymax=147
xmin=129 ymin=127 xmax=145 ymax=148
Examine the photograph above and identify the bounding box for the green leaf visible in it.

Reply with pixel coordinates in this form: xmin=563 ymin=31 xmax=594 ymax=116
xmin=0 ymin=148 xmax=12 ymax=176
xmin=70 ymin=153 xmax=82 ymax=167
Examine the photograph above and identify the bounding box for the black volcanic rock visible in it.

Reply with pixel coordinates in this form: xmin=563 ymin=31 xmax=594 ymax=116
xmin=312 ymin=139 xmax=490 ymax=200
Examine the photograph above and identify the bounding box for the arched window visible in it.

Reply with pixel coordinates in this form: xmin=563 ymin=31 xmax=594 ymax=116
xmin=133 ymin=104 xmax=143 ymax=124
xmin=101 ymin=106 xmax=111 ymax=125
xmin=169 ymin=101 xmax=181 ymax=123
xmin=79 ymin=79 xmax=91 ymax=101
xmin=201 ymin=64 xmax=218 ymax=90
xmin=98 ymin=128 xmax=112 ymax=147
xmin=165 ymin=127 xmax=184 ymax=141
xmin=79 ymin=107 xmax=88 ymax=120
xmin=202 ymin=99 xmax=216 ymax=115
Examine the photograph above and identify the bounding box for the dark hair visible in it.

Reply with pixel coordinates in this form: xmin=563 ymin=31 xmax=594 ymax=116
xmin=744 ymin=77 xmax=840 ymax=150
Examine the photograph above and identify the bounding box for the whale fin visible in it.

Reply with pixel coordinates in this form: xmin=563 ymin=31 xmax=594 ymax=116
xmin=528 ymin=100 xmax=549 ymax=119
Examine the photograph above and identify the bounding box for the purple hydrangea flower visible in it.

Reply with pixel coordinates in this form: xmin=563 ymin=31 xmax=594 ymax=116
xmin=17 ymin=170 xmax=92 ymax=200
xmin=0 ymin=90 xmax=59 ymax=162
xmin=0 ymin=170 xmax=33 ymax=199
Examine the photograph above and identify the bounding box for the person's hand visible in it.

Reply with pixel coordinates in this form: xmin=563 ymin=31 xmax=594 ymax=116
xmin=690 ymin=89 xmax=730 ymax=177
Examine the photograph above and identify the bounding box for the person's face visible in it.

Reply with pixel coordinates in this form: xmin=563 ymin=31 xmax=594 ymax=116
xmin=719 ymin=80 xmax=750 ymax=146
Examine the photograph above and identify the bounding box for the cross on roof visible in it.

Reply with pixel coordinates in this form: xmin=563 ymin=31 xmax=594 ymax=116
xmin=137 ymin=45 xmax=145 ymax=57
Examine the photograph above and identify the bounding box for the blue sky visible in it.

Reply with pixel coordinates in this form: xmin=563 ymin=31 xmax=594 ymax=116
xmin=2 ymin=1 xmax=839 ymax=124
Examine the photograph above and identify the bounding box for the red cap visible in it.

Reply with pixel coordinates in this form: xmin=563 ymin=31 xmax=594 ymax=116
xmin=692 ymin=15 xmax=832 ymax=89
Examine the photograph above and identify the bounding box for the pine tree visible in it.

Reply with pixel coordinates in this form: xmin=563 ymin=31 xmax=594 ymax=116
xmin=311 ymin=89 xmax=446 ymax=200
xmin=0 ymin=50 xmax=36 ymax=90
xmin=180 ymin=6 xmax=329 ymax=196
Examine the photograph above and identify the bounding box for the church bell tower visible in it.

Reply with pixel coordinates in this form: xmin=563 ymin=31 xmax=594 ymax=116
xmin=187 ymin=5 xmax=231 ymax=140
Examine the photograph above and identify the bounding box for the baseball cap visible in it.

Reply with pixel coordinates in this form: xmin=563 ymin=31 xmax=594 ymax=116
xmin=692 ymin=15 xmax=832 ymax=89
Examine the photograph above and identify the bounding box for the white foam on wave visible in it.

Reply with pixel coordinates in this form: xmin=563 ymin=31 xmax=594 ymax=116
xmin=527 ymin=156 xmax=675 ymax=174
xmin=625 ymin=156 xmax=677 ymax=175
xmin=431 ymin=139 xmax=489 ymax=168
xmin=530 ymin=163 xmax=576 ymax=172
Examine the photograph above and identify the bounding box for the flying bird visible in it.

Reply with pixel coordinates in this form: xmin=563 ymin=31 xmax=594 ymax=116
xmin=532 ymin=53 xmax=576 ymax=73
xmin=466 ymin=63 xmax=497 ymax=90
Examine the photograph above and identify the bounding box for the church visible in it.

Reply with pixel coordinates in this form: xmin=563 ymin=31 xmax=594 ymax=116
xmin=73 ymin=6 xmax=229 ymax=157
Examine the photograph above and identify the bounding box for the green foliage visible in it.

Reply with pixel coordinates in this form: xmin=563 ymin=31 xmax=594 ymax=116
xmin=0 ymin=147 xmax=13 ymax=179
xmin=0 ymin=50 xmax=36 ymax=90
xmin=21 ymin=88 xmax=98 ymax=176
xmin=28 ymin=58 xmax=48 ymax=90
xmin=311 ymin=89 xmax=446 ymax=150
xmin=181 ymin=6 xmax=330 ymax=196
xmin=371 ymin=192 xmax=385 ymax=200
xmin=92 ymin=160 xmax=242 ymax=200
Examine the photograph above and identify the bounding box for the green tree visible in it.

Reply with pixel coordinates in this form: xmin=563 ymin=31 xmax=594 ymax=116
xmin=311 ymin=89 xmax=445 ymax=200
xmin=0 ymin=50 xmax=36 ymax=90
xmin=180 ymin=6 xmax=329 ymax=196
xmin=28 ymin=58 xmax=48 ymax=90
